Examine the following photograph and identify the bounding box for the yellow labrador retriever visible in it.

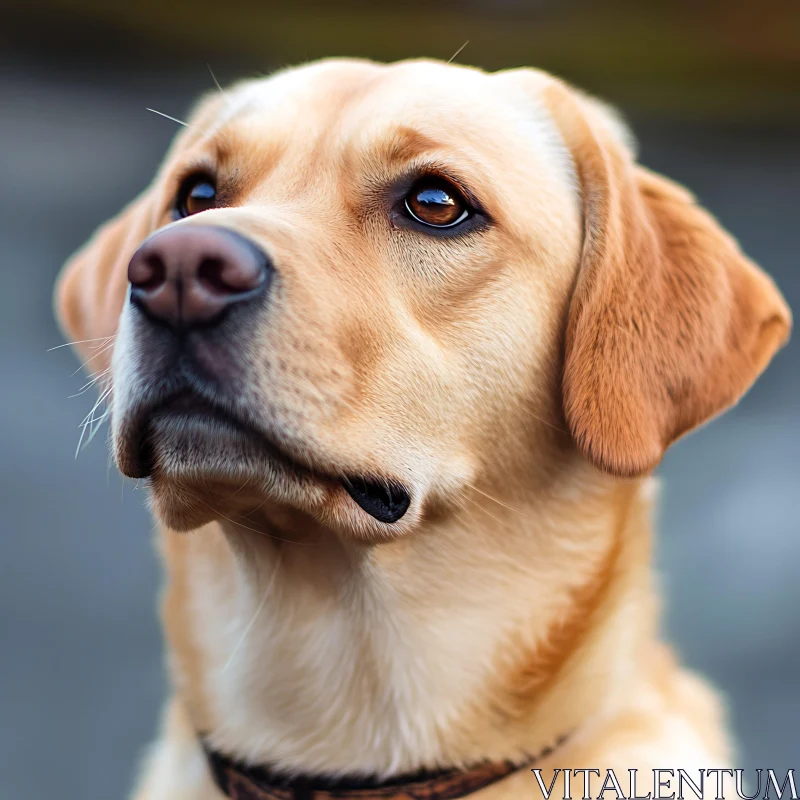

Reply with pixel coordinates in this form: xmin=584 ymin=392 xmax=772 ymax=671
xmin=55 ymin=59 xmax=791 ymax=800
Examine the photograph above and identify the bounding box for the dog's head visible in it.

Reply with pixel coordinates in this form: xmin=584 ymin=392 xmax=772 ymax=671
xmin=56 ymin=59 xmax=790 ymax=538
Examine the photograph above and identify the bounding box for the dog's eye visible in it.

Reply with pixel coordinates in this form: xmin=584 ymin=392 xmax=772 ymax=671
xmin=404 ymin=178 xmax=470 ymax=228
xmin=176 ymin=174 xmax=217 ymax=217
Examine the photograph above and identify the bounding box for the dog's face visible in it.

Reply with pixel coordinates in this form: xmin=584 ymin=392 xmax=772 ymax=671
xmin=56 ymin=59 xmax=790 ymax=539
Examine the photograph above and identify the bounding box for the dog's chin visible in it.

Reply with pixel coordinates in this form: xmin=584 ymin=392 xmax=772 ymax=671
xmin=113 ymin=404 xmax=416 ymax=538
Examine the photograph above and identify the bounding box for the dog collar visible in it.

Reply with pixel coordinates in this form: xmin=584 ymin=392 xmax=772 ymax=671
xmin=203 ymin=736 xmax=568 ymax=800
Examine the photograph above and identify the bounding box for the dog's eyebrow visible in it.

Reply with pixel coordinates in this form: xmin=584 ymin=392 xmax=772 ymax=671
xmin=378 ymin=126 xmax=445 ymax=167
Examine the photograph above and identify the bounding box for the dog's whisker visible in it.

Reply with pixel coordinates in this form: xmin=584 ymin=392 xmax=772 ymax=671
xmin=146 ymin=107 xmax=189 ymax=127
xmin=83 ymin=383 xmax=114 ymax=415
xmin=222 ymin=552 xmax=282 ymax=674
xmin=69 ymin=367 xmax=111 ymax=395
xmin=207 ymin=63 xmax=229 ymax=101
xmin=70 ymin=364 xmax=111 ymax=391
xmin=80 ymin=400 xmax=111 ymax=440
xmin=230 ymin=473 xmax=253 ymax=497
xmin=48 ymin=335 xmax=114 ymax=352
xmin=71 ymin=359 xmax=101 ymax=378
xmin=68 ymin=339 xmax=117 ymax=378
xmin=69 ymin=380 xmax=105 ymax=399
xmin=528 ymin=411 xmax=569 ymax=435
xmin=71 ymin=360 xmax=107 ymax=380
xmin=198 ymin=499 xmax=318 ymax=547
xmin=85 ymin=406 xmax=112 ymax=446
xmin=465 ymin=482 xmax=527 ymax=516
xmin=78 ymin=385 xmax=113 ymax=429
xmin=75 ymin=384 xmax=114 ymax=457
xmin=447 ymin=40 xmax=470 ymax=64
xmin=74 ymin=418 xmax=91 ymax=457
xmin=460 ymin=493 xmax=518 ymax=533
xmin=74 ymin=340 xmax=117 ymax=372
xmin=241 ymin=493 xmax=273 ymax=519
xmin=90 ymin=335 xmax=116 ymax=350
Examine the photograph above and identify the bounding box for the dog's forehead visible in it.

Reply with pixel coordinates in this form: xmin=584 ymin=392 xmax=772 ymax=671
xmin=206 ymin=59 xmax=557 ymax=159
xmin=225 ymin=60 xmax=490 ymax=116
xmin=217 ymin=59 xmax=383 ymax=125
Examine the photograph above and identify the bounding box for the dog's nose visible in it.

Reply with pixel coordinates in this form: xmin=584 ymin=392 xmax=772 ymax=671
xmin=128 ymin=225 xmax=271 ymax=328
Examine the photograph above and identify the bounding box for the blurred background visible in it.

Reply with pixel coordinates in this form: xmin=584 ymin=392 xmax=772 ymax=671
xmin=0 ymin=1 xmax=798 ymax=797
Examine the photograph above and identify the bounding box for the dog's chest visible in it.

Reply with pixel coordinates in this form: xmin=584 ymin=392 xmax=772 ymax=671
xmin=173 ymin=534 xmax=510 ymax=776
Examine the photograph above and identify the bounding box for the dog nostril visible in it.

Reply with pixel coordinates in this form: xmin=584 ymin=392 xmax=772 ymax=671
xmin=130 ymin=254 xmax=166 ymax=291
xmin=197 ymin=258 xmax=231 ymax=295
xmin=197 ymin=256 xmax=264 ymax=295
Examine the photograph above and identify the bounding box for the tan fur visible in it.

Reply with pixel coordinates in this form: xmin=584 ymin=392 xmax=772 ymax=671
xmin=548 ymin=80 xmax=790 ymax=476
xmin=54 ymin=59 xmax=790 ymax=799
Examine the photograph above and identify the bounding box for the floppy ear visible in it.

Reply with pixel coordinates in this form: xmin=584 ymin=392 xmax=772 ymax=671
xmin=545 ymin=82 xmax=791 ymax=477
xmin=55 ymin=189 xmax=158 ymax=364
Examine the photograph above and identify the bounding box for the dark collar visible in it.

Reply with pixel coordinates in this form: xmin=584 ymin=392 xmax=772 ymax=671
xmin=203 ymin=736 xmax=568 ymax=800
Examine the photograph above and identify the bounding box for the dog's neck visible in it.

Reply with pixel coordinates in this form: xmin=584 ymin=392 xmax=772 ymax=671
xmin=161 ymin=470 xmax=657 ymax=778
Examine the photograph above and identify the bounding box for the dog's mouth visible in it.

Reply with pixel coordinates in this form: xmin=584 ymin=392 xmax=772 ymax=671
xmin=119 ymin=392 xmax=411 ymax=524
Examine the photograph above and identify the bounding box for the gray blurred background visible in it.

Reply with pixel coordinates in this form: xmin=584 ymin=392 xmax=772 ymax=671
xmin=0 ymin=1 xmax=798 ymax=798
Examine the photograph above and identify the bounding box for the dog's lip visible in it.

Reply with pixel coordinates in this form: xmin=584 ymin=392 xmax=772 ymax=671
xmin=121 ymin=390 xmax=323 ymax=484
xmin=118 ymin=390 xmax=413 ymax=523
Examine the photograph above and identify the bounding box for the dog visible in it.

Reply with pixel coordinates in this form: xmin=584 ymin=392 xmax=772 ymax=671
xmin=55 ymin=59 xmax=791 ymax=800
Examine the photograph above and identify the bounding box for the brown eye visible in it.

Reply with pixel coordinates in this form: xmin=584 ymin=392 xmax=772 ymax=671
xmin=176 ymin=174 xmax=217 ymax=217
xmin=405 ymin=178 xmax=470 ymax=228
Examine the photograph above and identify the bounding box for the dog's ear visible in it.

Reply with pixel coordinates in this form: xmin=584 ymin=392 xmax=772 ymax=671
xmin=55 ymin=188 xmax=159 ymax=363
xmin=544 ymin=81 xmax=791 ymax=477
xmin=54 ymin=92 xmax=225 ymax=365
